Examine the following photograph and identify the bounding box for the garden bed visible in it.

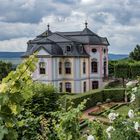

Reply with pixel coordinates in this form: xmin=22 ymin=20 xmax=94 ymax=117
xmin=88 ymin=102 xmax=119 ymax=116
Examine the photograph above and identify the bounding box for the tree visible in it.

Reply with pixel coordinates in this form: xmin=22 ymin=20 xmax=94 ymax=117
xmin=129 ymin=44 xmax=140 ymax=61
xmin=0 ymin=54 xmax=38 ymax=139
xmin=53 ymin=100 xmax=87 ymax=140
xmin=0 ymin=61 xmax=13 ymax=81
xmin=115 ymin=62 xmax=130 ymax=87
xmin=108 ymin=60 xmax=117 ymax=77
xmin=17 ymin=83 xmax=60 ymax=140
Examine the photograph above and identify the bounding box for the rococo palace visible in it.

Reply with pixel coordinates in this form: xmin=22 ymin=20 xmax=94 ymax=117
xmin=22 ymin=22 xmax=109 ymax=93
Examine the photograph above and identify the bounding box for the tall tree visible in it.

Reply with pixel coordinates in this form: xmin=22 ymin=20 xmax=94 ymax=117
xmin=115 ymin=62 xmax=130 ymax=87
xmin=129 ymin=44 xmax=140 ymax=61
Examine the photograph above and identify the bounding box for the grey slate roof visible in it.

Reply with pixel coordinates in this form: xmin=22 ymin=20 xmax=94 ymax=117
xmin=22 ymin=26 xmax=109 ymax=58
xmin=57 ymin=28 xmax=109 ymax=45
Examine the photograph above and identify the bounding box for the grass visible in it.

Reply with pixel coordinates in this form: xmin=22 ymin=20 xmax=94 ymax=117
xmin=115 ymin=104 xmax=130 ymax=117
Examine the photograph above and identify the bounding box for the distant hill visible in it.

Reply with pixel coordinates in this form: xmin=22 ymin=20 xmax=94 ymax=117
xmin=0 ymin=52 xmax=128 ymax=64
xmin=0 ymin=52 xmax=24 ymax=65
xmin=108 ymin=53 xmax=128 ymax=60
xmin=0 ymin=52 xmax=24 ymax=58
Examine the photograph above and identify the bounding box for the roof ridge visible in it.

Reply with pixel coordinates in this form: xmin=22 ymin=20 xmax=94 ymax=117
xmin=54 ymin=32 xmax=73 ymax=41
xmin=56 ymin=32 xmax=83 ymax=43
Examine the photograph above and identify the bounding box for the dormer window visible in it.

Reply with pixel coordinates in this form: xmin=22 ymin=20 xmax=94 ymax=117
xmin=80 ymin=45 xmax=84 ymax=53
xmin=66 ymin=45 xmax=71 ymax=52
xmin=92 ymin=48 xmax=97 ymax=53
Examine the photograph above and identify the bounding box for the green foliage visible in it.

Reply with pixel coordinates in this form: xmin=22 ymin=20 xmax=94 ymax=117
xmin=0 ymin=54 xmax=38 ymax=139
xmin=0 ymin=61 xmax=13 ymax=81
xmin=87 ymin=120 xmax=107 ymax=140
xmin=111 ymin=118 xmax=140 ymax=140
xmin=135 ymin=87 xmax=140 ymax=108
xmin=25 ymin=83 xmax=59 ymax=116
xmin=17 ymin=111 xmax=40 ymax=140
xmin=115 ymin=62 xmax=130 ymax=79
xmin=17 ymin=83 xmax=60 ymax=139
xmin=53 ymin=100 xmax=86 ymax=140
xmin=108 ymin=60 xmax=117 ymax=77
xmin=129 ymin=44 xmax=140 ymax=61
xmin=103 ymin=88 xmax=125 ymax=102
xmin=130 ymin=62 xmax=140 ymax=78
xmin=108 ymin=59 xmax=140 ymax=80
xmin=105 ymin=79 xmax=123 ymax=88
xmin=68 ymin=90 xmax=104 ymax=109
xmin=66 ymin=88 xmax=125 ymax=110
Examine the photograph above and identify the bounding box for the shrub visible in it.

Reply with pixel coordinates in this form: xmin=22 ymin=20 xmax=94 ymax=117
xmin=103 ymin=88 xmax=125 ymax=102
xmin=105 ymin=79 xmax=123 ymax=88
xmin=66 ymin=88 xmax=125 ymax=110
xmin=130 ymin=62 xmax=140 ymax=78
xmin=68 ymin=90 xmax=104 ymax=110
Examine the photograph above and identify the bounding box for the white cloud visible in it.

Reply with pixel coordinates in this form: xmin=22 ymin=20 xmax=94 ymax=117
xmin=81 ymin=0 xmax=96 ymax=4
xmin=21 ymin=0 xmax=36 ymax=9
xmin=0 ymin=0 xmax=139 ymax=54
xmin=0 ymin=37 xmax=33 ymax=52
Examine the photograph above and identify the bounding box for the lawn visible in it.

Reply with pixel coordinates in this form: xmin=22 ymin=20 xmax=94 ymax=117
xmin=115 ymin=104 xmax=130 ymax=117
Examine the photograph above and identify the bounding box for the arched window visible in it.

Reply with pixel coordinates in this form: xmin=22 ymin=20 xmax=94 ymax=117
xmin=83 ymin=61 xmax=86 ymax=74
xmin=65 ymin=82 xmax=71 ymax=93
xmin=39 ymin=62 xmax=46 ymax=74
xmin=59 ymin=82 xmax=63 ymax=92
xmin=104 ymin=57 xmax=107 ymax=78
xmin=65 ymin=61 xmax=71 ymax=74
xmin=91 ymin=59 xmax=98 ymax=73
xmin=59 ymin=62 xmax=62 ymax=74
xmin=92 ymin=81 xmax=98 ymax=89
xmin=103 ymin=48 xmax=106 ymax=54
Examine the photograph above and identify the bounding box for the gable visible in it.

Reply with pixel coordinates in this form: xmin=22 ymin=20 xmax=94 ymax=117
xmin=37 ymin=48 xmax=51 ymax=56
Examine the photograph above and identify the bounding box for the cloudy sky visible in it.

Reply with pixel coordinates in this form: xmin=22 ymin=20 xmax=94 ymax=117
xmin=0 ymin=0 xmax=139 ymax=54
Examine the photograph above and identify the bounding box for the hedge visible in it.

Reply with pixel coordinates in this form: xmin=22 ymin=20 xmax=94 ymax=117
xmin=66 ymin=88 xmax=125 ymax=110
xmin=103 ymin=88 xmax=125 ymax=102
xmin=130 ymin=62 xmax=140 ymax=78
xmin=67 ymin=89 xmax=104 ymax=109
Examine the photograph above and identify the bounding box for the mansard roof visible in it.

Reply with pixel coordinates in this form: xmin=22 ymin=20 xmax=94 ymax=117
xmin=22 ymin=25 xmax=109 ymax=58
xmin=57 ymin=27 xmax=109 ymax=45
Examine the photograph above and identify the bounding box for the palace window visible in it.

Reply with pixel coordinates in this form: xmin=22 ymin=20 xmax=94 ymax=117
xmin=83 ymin=61 xmax=86 ymax=74
xmin=39 ymin=62 xmax=46 ymax=74
xmin=103 ymin=48 xmax=106 ymax=54
xmin=83 ymin=81 xmax=86 ymax=92
xmin=65 ymin=61 xmax=71 ymax=74
xmin=92 ymin=81 xmax=98 ymax=89
xmin=65 ymin=82 xmax=71 ymax=93
xmin=59 ymin=82 xmax=63 ymax=92
xmin=59 ymin=62 xmax=62 ymax=74
xmin=91 ymin=60 xmax=98 ymax=73
xmin=104 ymin=57 xmax=107 ymax=78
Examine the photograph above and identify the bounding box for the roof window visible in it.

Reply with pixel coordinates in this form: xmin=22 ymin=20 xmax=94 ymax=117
xmin=66 ymin=45 xmax=71 ymax=52
xmin=92 ymin=48 xmax=97 ymax=53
